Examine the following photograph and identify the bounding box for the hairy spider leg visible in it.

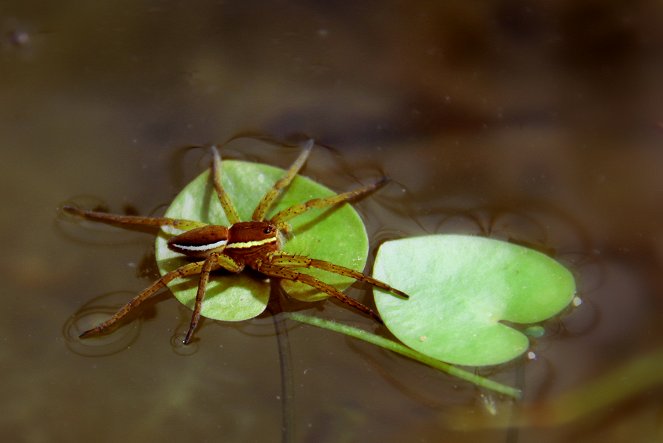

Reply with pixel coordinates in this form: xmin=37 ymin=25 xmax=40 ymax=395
xmin=210 ymin=146 xmax=241 ymax=225
xmin=183 ymin=252 xmax=244 ymax=344
xmin=251 ymin=139 xmax=314 ymax=222
xmin=78 ymin=261 xmax=209 ymax=338
xmin=256 ymin=262 xmax=383 ymax=323
xmin=266 ymin=252 xmax=409 ymax=299
xmin=269 ymin=177 xmax=388 ymax=230
xmin=62 ymin=206 xmax=207 ymax=234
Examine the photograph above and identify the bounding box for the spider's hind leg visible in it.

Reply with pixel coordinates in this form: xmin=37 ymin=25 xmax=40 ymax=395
xmin=63 ymin=206 xmax=206 ymax=234
xmin=78 ymin=261 xmax=208 ymax=339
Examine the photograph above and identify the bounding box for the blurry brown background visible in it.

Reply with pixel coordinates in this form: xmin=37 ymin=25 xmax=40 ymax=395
xmin=1 ymin=1 xmax=662 ymax=442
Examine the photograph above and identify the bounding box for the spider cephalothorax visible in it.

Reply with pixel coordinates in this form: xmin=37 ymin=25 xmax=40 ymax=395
xmin=65 ymin=140 xmax=407 ymax=344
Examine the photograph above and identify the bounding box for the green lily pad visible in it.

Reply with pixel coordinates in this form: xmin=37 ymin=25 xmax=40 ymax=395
xmin=155 ymin=159 xmax=370 ymax=321
xmin=373 ymin=235 xmax=575 ymax=366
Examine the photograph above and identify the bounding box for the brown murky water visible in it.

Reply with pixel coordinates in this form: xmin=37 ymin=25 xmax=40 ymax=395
xmin=2 ymin=2 xmax=662 ymax=442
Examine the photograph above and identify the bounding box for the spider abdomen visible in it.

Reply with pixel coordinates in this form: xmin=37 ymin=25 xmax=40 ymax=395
xmin=168 ymin=225 xmax=229 ymax=258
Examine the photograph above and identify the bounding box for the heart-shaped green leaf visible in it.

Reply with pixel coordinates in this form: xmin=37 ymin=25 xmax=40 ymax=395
xmin=155 ymin=159 xmax=369 ymax=321
xmin=373 ymin=235 xmax=575 ymax=366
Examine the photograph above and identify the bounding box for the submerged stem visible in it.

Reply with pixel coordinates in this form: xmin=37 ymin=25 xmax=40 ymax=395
xmin=285 ymin=312 xmax=521 ymax=398
xmin=268 ymin=285 xmax=295 ymax=443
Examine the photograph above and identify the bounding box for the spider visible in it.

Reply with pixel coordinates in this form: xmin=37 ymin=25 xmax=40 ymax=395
xmin=64 ymin=140 xmax=408 ymax=344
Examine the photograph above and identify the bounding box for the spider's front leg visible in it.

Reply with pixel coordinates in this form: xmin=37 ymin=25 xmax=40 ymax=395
xmin=269 ymin=177 xmax=388 ymax=230
xmin=251 ymin=139 xmax=313 ymax=222
xmin=267 ymin=252 xmax=409 ymax=299
xmin=256 ymin=259 xmax=383 ymax=323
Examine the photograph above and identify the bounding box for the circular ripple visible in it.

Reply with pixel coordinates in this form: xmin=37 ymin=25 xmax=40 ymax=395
xmin=62 ymin=292 xmax=141 ymax=357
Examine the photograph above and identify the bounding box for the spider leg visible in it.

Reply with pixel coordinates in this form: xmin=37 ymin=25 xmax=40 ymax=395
xmin=267 ymin=253 xmax=409 ymax=299
xmin=256 ymin=261 xmax=383 ymax=323
xmin=211 ymin=146 xmax=241 ymax=225
xmin=183 ymin=252 xmax=244 ymax=344
xmin=252 ymin=139 xmax=314 ymax=221
xmin=63 ymin=205 xmax=206 ymax=235
xmin=269 ymin=177 xmax=388 ymax=229
xmin=79 ymin=261 xmax=208 ymax=339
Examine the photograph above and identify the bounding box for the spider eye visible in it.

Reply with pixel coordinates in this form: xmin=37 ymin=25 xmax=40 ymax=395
xmin=263 ymin=226 xmax=273 ymax=235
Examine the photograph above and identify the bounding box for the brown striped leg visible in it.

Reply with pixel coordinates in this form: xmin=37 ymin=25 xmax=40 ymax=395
xmin=256 ymin=262 xmax=383 ymax=323
xmin=63 ymin=206 xmax=206 ymax=234
xmin=183 ymin=252 xmax=244 ymax=344
xmin=267 ymin=253 xmax=409 ymax=299
xmin=269 ymin=177 xmax=387 ymax=229
xmin=252 ymin=139 xmax=314 ymax=222
xmin=79 ymin=261 xmax=209 ymax=339
xmin=210 ymin=146 xmax=241 ymax=225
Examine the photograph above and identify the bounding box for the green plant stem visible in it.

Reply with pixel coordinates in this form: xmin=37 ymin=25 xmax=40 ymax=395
xmin=285 ymin=312 xmax=521 ymax=398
